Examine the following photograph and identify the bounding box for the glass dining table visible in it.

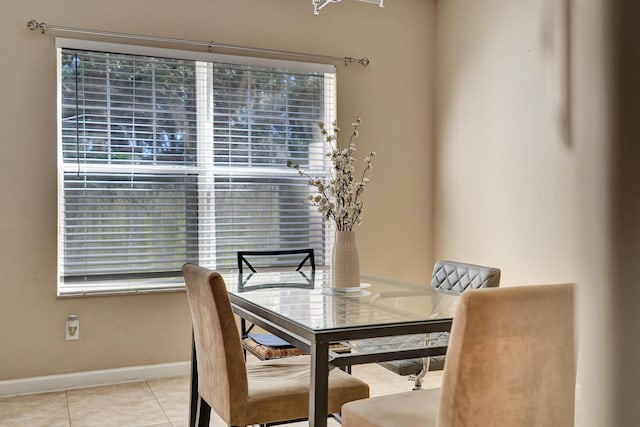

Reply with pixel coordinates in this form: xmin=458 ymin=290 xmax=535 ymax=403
xmin=188 ymin=269 xmax=459 ymax=427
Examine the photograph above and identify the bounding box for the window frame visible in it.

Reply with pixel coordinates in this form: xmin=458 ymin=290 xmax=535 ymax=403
xmin=56 ymin=38 xmax=336 ymax=297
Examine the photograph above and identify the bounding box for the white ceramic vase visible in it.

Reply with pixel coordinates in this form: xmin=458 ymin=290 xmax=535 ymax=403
xmin=331 ymin=231 xmax=360 ymax=288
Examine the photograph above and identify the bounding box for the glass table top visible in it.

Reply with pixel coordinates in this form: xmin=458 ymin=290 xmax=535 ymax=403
xmin=220 ymin=269 xmax=458 ymax=332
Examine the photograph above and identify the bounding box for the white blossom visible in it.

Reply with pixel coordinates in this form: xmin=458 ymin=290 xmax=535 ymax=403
xmin=287 ymin=116 xmax=375 ymax=231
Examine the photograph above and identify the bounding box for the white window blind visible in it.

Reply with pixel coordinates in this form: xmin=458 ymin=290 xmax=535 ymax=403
xmin=57 ymin=40 xmax=336 ymax=295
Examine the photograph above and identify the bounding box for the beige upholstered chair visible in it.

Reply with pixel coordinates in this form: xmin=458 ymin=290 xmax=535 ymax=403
xmin=183 ymin=263 xmax=370 ymax=427
xmin=342 ymin=284 xmax=576 ymax=427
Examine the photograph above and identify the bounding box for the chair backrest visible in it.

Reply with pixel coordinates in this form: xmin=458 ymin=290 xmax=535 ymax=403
xmin=437 ymin=284 xmax=576 ymax=427
xmin=237 ymin=249 xmax=315 ymax=274
xmin=431 ymin=260 xmax=501 ymax=295
xmin=182 ymin=264 xmax=249 ymax=421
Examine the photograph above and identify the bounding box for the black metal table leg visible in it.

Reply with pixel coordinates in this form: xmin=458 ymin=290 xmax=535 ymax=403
xmin=309 ymin=341 xmax=330 ymax=427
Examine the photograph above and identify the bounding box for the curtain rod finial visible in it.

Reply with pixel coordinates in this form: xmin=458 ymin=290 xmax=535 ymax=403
xmin=27 ymin=20 xmax=46 ymax=33
xmin=344 ymin=57 xmax=370 ymax=67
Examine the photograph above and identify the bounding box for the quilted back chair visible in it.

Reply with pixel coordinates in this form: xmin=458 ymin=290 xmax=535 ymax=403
xmin=341 ymin=283 xmax=577 ymax=427
xmin=431 ymin=260 xmax=501 ymax=295
xmin=421 ymin=260 xmax=500 ymax=376
xmin=377 ymin=260 xmax=500 ymax=389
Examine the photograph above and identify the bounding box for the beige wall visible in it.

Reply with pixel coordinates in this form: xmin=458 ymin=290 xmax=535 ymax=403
xmin=436 ymin=1 xmax=640 ymax=425
xmin=434 ymin=0 xmax=578 ymax=286
xmin=0 ymin=0 xmax=436 ymax=380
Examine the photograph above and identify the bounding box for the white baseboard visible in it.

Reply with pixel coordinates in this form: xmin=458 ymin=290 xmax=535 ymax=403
xmin=0 ymin=361 xmax=190 ymax=397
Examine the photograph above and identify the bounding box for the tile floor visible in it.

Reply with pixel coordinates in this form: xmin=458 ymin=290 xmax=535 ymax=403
xmin=0 ymin=362 xmax=443 ymax=427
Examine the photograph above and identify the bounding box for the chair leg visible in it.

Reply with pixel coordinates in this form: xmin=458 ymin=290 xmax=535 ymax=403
xmin=196 ymin=395 xmax=211 ymax=427
xmin=413 ymin=357 xmax=430 ymax=390
xmin=339 ymin=365 xmax=352 ymax=374
xmin=241 ymin=319 xmax=247 ymax=360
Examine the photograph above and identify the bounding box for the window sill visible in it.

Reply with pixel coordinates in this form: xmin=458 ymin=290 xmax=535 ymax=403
xmin=57 ymin=277 xmax=186 ymax=298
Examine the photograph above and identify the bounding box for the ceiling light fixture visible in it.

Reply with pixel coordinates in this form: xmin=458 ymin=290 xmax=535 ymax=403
xmin=312 ymin=0 xmax=384 ymax=15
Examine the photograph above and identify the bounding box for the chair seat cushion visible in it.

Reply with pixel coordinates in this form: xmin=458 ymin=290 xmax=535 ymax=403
xmin=244 ymin=355 xmax=370 ymax=425
xmin=341 ymin=388 xmax=440 ymax=427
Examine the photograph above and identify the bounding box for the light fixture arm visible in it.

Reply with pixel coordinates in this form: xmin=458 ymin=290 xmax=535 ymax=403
xmin=312 ymin=0 xmax=338 ymax=15
xmin=312 ymin=0 xmax=384 ymax=15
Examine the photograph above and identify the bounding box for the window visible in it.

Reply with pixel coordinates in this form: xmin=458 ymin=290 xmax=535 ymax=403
xmin=57 ymin=39 xmax=336 ymax=295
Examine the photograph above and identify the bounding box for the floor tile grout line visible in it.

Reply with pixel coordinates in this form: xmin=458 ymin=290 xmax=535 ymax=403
xmin=144 ymin=379 xmax=174 ymax=426
xmin=65 ymin=389 xmax=72 ymax=427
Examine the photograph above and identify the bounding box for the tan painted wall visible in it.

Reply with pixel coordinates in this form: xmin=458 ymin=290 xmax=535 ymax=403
xmin=434 ymin=0 xmax=578 ymax=286
xmin=0 ymin=0 xmax=436 ymax=380
xmin=436 ymin=1 xmax=640 ymax=425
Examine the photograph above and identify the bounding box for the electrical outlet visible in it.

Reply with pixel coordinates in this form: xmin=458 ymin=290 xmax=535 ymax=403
xmin=66 ymin=315 xmax=79 ymax=340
